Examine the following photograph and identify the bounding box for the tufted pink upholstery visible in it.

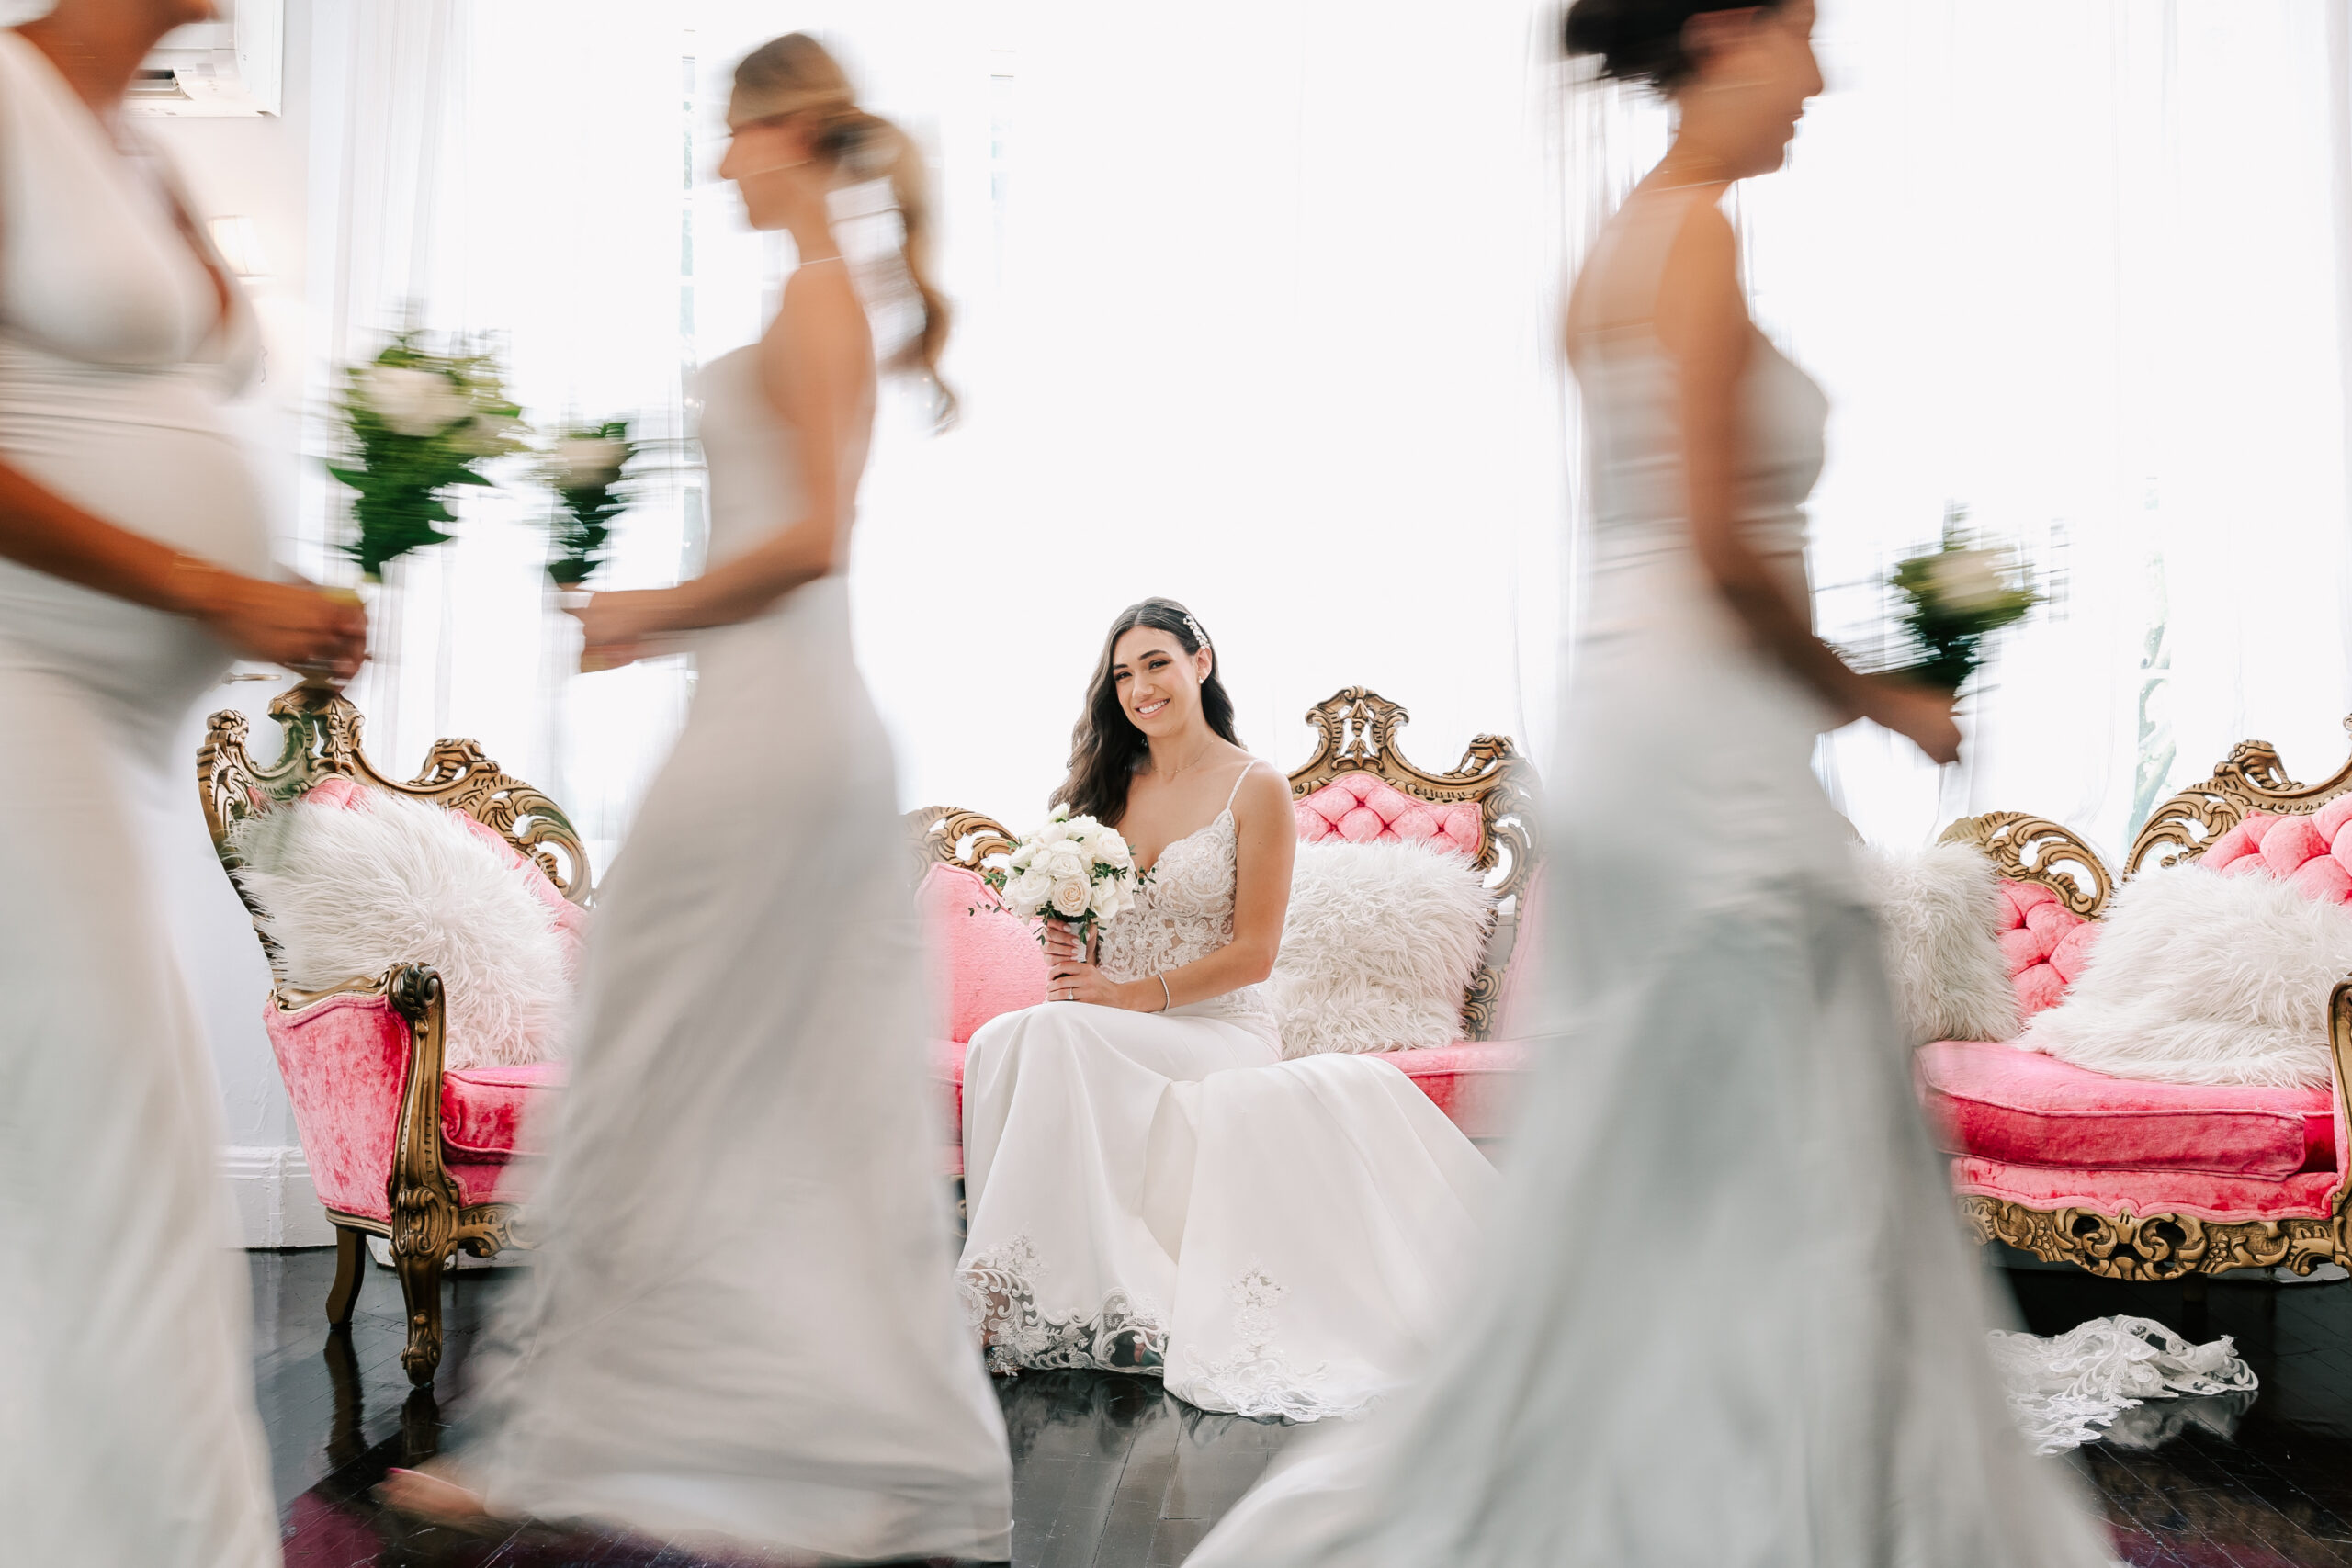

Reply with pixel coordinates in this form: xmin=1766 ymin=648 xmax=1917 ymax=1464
xmin=1990 ymin=878 xmax=2098 ymax=1018
xmin=1294 ymin=773 xmax=1482 ymax=857
xmin=2205 ymin=807 xmax=2352 ymax=906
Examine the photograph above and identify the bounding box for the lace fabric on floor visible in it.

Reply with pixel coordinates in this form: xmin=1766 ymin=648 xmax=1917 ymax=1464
xmin=1987 ymin=1314 xmax=2258 ymax=1453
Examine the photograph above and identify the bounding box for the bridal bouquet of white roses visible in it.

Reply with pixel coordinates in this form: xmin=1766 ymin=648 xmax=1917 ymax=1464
xmin=328 ymin=333 xmax=528 ymax=581
xmin=979 ymin=807 xmax=1139 ymax=951
xmin=1887 ymin=513 xmax=2042 ymax=693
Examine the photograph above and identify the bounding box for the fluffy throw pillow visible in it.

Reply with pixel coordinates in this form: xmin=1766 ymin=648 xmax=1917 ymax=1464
xmin=1269 ymin=840 xmax=1497 ymax=1058
xmin=232 ymin=787 xmax=573 ymax=1069
xmin=2018 ymin=862 xmax=2352 ymax=1089
xmin=1860 ymin=843 xmax=2022 ymax=1046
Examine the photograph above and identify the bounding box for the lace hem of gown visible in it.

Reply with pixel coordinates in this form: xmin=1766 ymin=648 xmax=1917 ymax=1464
xmin=1174 ymin=1263 xmax=1362 ymax=1423
xmin=1988 ymin=1314 xmax=2257 ymax=1453
xmin=960 ymin=1235 xmax=1167 ymax=1376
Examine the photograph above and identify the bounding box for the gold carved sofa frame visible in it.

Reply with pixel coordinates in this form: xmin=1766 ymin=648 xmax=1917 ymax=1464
xmin=1941 ymin=721 xmax=2352 ymax=1281
xmin=909 ymin=685 xmax=1540 ymax=1039
xmin=198 ymin=682 xmax=590 ymax=1383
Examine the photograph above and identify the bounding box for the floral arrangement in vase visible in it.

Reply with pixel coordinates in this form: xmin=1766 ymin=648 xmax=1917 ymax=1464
xmin=1888 ymin=509 xmax=2042 ymax=693
xmin=327 ymin=333 xmax=527 ymax=581
xmin=978 ymin=807 xmax=1139 ymax=952
xmin=537 ymin=421 xmax=636 ymax=588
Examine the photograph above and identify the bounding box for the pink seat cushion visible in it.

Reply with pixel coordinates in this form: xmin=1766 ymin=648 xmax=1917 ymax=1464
xmin=1990 ymin=879 xmax=2098 ymax=1018
xmin=1375 ymin=1040 xmax=1527 ymax=1141
xmin=1951 ymin=1156 xmax=2340 ymax=1224
xmin=917 ymin=863 xmax=1048 ymax=1043
xmin=266 ymin=988 xmax=560 ymax=1224
xmin=1294 ymin=774 xmax=1482 ymax=857
xmin=1919 ymin=1040 xmax=2333 ymax=1179
xmin=441 ymin=1061 xmax=566 ymax=1157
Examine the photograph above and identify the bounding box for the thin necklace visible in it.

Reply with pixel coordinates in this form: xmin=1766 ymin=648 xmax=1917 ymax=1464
xmin=798 ymin=254 xmax=845 ymax=266
xmin=1158 ymin=739 xmax=1218 ymax=783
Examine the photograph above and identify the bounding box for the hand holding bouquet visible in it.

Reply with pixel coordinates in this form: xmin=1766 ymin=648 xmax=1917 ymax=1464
xmin=1887 ymin=518 xmax=2041 ymax=694
xmin=979 ymin=807 xmax=1139 ymax=955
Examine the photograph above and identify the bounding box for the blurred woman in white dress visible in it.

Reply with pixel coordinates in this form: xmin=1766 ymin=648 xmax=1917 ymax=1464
xmin=0 ymin=3 xmax=368 ymax=1564
xmin=957 ymin=598 xmax=1495 ymax=1422
xmin=1190 ymin=3 xmax=2117 ymax=1562
xmin=380 ymin=35 xmax=1013 ymax=1562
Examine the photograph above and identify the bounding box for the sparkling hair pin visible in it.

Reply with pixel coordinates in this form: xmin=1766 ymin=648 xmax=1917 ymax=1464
xmin=1181 ymin=613 xmax=1210 ymax=650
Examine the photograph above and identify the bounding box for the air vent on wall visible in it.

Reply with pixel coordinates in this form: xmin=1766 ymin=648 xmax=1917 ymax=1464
xmin=128 ymin=0 xmax=282 ymax=118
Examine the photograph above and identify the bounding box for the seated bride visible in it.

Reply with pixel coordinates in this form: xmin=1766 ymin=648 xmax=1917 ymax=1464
xmin=956 ymin=597 xmax=1497 ymax=1422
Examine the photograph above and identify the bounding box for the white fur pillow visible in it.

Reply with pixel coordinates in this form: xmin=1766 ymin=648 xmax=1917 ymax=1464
xmin=1860 ymin=843 xmax=2021 ymax=1046
xmin=232 ymin=789 xmax=571 ymax=1069
xmin=1269 ymin=840 xmax=1497 ymax=1058
xmin=2018 ymin=863 xmax=2352 ymax=1089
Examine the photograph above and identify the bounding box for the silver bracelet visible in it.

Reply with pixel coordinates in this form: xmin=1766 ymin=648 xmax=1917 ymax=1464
xmin=1155 ymin=973 xmax=1171 ymax=1012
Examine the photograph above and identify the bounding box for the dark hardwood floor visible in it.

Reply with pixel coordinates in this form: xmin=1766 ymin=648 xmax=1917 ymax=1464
xmin=256 ymin=1247 xmax=2352 ymax=1565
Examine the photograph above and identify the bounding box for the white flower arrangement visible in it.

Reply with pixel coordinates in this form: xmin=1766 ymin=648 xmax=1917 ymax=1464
xmin=328 ymin=333 xmax=528 ymax=581
xmin=536 ymin=419 xmax=637 ymax=587
xmin=978 ymin=806 xmax=1139 ymax=949
xmin=1887 ymin=508 xmax=2042 ymax=692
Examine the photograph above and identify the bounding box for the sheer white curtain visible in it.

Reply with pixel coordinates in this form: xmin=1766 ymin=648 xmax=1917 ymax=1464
xmin=1747 ymin=1 xmax=2352 ymax=862
xmin=311 ymin=0 xmax=1572 ymax=860
xmin=309 ymin=0 xmax=2352 ymax=871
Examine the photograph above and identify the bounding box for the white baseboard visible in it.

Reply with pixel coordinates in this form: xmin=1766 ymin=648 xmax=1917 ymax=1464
xmin=221 ymin=1144 xmax=336 ymax=1249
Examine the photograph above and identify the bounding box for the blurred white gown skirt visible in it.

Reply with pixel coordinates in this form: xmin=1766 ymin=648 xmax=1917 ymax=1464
xmin=1188 ymin=188 xmax=2116 ymax=1565
xmin=957 ymin=773 xmax=1497 ymax=1421
xmin=467 ymin=346 xmax=1013 ymax=1562
xmin=0 ymin=33 xmax=281 ymax=1568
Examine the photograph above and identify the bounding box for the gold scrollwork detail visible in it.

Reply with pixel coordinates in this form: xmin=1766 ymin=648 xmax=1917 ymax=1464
xmin=1937 ymin=811 xmax=2113 ymax=919
xmin=201 ymin=683 xmax=592 ymax=978
xmin=2126 ymin=716 xmax=2352 ymax=877
xmin=908 ymin=805 xmax=1018 ymax=877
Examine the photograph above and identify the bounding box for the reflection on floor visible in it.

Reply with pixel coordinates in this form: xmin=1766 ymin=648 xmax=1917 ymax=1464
xmin=257 ymin=1247 xmax=2352 ymax=1565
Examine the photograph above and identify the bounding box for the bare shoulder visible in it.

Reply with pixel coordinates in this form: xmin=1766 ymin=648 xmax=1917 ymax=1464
xmin=1227 ymin=754 xmax=1292 ymax=824
xmin=762 ymin=268 xmax=872 ymax=377
xmin=1654 ymin=197 xmax=1748 ymax=357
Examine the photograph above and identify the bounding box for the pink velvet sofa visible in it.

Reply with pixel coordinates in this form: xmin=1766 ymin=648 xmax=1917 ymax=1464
xmin=1924 ymin=728 xmax=2352 ymax=1281
xmin=200 ymin=684 xmax=588 ymax=1384
xmin=910 ymin=686 xmax=1542 ymax=1180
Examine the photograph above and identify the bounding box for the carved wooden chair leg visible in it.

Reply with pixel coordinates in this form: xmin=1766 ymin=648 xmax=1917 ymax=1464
xmin=393 ymin=1243 xmax=447 ymax=1387
xmin=325 ymin=1224 xmax=367 ymax=1326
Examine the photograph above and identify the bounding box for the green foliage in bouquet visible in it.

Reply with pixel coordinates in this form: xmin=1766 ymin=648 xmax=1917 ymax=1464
xmin=1889 ymin=512 xmax=2042 ymax=692
xmin=327 ymin=334 xmax=527 ymax=581
xmin=538 ymin=421 xmax=636 ymax=587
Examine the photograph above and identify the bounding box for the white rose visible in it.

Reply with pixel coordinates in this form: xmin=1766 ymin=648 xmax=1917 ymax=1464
xmin=1090 ymin=878 xmax=1132 ymax=922
xmin=356 ymin=365 xmax=471 ymax=437
xmin=1046 ymin=843 xmax=1090 ymax=877
xmin=1924 ymin=548 xmax=2009 ymax=614
xmin=1092 ymin=831 xmax=1133 ymax=871
xmin=1005 ymin=868 xmax=1054 ymax=916
xmin=1035 ymin=818 xmax=1072 ymax=847
xmin=1051 ymin=877 xmax=1091 ymax=919
xmin=1008 ymin=843 xmax=1037 ymax=872
xmin=545 ymin=435 xmax=628 ymax=490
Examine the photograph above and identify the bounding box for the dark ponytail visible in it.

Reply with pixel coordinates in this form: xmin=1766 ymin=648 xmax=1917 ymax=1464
xmin=1562 ymin=0 xmax=1782 ymax=90
xmin=1050 ymin=598 xmax=1239 ymax=826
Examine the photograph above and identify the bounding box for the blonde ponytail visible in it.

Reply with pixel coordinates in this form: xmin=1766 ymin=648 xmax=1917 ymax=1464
xmin=732 ymin=35 xmax=957 ymax=428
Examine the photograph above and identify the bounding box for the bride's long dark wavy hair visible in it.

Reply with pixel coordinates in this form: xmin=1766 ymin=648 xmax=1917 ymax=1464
xmin=1051 ymin=598 xmax=1240 ymax=827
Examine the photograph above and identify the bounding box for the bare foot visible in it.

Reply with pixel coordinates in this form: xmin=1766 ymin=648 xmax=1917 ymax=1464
xmin=375 ymin=1462 xmax=497 ymax=1527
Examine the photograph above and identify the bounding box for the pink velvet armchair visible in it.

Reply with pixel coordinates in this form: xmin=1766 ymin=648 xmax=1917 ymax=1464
xmin=199 ymin=683 xmax=587 ymax=1384
xmin=1926 ymin=726 xmax=2352 ymax=1282
xmin=910 ymin=685 xmax=1543 ymax=1179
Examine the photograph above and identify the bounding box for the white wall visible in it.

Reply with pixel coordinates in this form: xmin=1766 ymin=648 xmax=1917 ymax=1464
xmin=145 ymin=0 xmax=338 ymax=1247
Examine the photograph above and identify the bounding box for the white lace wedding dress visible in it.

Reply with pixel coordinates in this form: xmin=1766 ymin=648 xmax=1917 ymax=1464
xmin=463 ymin=344 xmax=1012 ymax=1561
xmin=1188 ymin=186 xmax=2118 ymax=1565
xmin=957 ymin=770 xmax=1497 ymax=1422
xmin=0 ymin=33 xmax=280 ymax=1567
